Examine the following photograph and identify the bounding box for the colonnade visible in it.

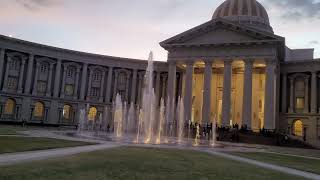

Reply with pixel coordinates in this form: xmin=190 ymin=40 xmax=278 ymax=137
xmin=167 ymin=59 xmax=277 ymax=130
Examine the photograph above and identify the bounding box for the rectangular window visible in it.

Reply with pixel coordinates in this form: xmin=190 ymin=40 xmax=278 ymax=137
xmin=37 ymin=81 xmax=47 ymax=93
xmin=90 ymin=88 xmax=99 ymax=97
xmin=65 ymin=84 xmax=74 ymax=96
xmin=7 ymin=77 xmax=18 ymax=90
xmin=296 ymin=97 xmax=305 ymax=109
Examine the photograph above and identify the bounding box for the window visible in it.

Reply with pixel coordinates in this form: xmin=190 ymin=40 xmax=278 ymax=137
xmin=67 ymin=67 xmax=75 ymax=78
xmin=88 ymin=107 xmax=97 ymax=121
xmin=40 ymin=63 xmax=48 ymax=73
xmin=33 ymin=102 xmax=44 ymax=118
xmin=93 ymin=71 xmax=101 ymax=81
xmin=37 ymin=81 xmax=47 ymax=93
xmin=90 ymin=88 xmax=99 ymax=97
xmin=63 ymin=105 xmax=72 ymax=120
xmin=9 ymin=59 xmax=20 ymax=71
xmin=293 ymin=120 xmax=303 ymax=137
xmin=296 ymin=98 xmax=305 ymax=109
xmin=118 ymin=72 xmax=127 ymax=90
xmin=4 ymin=99 xmax=15 ymax=115
xmin=65 ymin=85 xmax=74 ymax=96
xmin=7 ymin=77 xmax=18 ymax=90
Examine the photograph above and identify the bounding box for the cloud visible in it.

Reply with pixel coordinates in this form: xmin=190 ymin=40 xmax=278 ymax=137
xmin=263 ymin=0 xmax=320 ymax=21
xmin=14 ymin=0 xmax=63 ymax=11
xmin=309 ymin=40 xmax=319 ymax=45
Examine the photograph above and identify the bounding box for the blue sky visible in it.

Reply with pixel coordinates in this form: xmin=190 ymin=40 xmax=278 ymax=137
xmin=1 ymin=0 xmax=320 ymax=61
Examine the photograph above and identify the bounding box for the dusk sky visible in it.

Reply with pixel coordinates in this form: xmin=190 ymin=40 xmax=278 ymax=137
xmin=1 ymin=0 xmax=320 ymax=61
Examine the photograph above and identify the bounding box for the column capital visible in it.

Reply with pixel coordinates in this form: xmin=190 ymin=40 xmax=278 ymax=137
xmin=244 ymin=59 xmax=254 ymax=66
xmin=224 ymin=60 xmax=233 ymax=66
xmin=265 ymin=60 xmax=277 ymax=66
xmin=185 ymin=61 xmax=194 ymax=66
xmin=204 ymin=59 xmax=214 ymax=66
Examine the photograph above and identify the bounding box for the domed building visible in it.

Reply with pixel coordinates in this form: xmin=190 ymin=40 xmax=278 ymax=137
xmin=0 ymin=0 xmax=319 ymax=147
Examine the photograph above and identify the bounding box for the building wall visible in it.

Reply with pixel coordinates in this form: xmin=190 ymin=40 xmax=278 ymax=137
xmin=0 ymin=36 xmax=170 ymax=126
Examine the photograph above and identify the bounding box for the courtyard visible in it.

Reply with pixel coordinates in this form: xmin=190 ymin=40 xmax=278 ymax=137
xmin=0 ymin=125 xmax=319 ymax=180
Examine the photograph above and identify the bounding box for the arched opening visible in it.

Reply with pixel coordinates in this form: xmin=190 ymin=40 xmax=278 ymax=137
xmin=63 ymin=105 xmax=72 ymax=120
xmin=4 ymin=98 xmax=15 ymax=115
xmin=293 ymin=120 xmax=303 ymax=137
xmin=33 ymin=102 xmax=44 ymax=118
xmin=88 ymin=107 xmax=97 ymax=121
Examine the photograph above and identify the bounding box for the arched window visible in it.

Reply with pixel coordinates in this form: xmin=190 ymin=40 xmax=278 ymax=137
xmin=88 ymin=107 xmax=97 ymax=121
xmin=4 ymin=98 xmax=15 ymax=115
xmin=33 ymin=102 xmax=44 ymax=118
xmin=63 ymin=105 xmax=72 ymax=120
xmin=293 ymin=120 xmax=303 ymax=137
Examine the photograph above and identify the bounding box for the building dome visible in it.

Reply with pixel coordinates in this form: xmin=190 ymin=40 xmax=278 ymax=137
xmin=212 ymin=0 xmax=273 ymax=33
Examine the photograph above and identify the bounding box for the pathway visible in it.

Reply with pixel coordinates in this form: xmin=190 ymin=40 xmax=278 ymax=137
xmin=0 ymin=143 xmax=121 ymax=166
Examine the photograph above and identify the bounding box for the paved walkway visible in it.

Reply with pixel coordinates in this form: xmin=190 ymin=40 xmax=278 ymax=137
xmin=0 ymin=143 xmax=120 ymax=166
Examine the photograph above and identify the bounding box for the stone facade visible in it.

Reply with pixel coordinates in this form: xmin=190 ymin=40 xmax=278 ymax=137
xmin=0 ymin=0 xmax=320 ymax=147
xmin=0 ymin=36 xmax=170 ymax=127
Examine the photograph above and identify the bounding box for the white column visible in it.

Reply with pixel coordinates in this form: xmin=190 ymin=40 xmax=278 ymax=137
xmin=32 ymin=62 xmax=40 ymax=96
xmin=288 ymin=77 xmax=294 ymax=113
xmin=184 ymin=62 xmax=193 ymax=123
xmin=202 ymin=60 xmax=212 ymax=124
xmin=304 ymin=77 xmax=309 ymax=113
xmin=60 ymin=65 xmax=67 ymax=98
xmin=79 ymin=63 xmax=88 ymax=100
xmin=137 ymin=73 xmax=144 ymax=106
xmin=46 ymin=64 xmax=54 ymax=97
xmin=222 ymin=60 xmax=232 ymax=127
xmin=264 ymin=61 xmax=276 ymax=130
xmin=311 ymin=72 xmax=317 ymax=113
xmin=125 ymin=73 xmax=130 ymax=102
xmin=2 ymin=57 xmax=10 ymax=92
xmin=167 ymin=62 xmax=177 ymax=125
xmin=53 ymin=59 xmax=62 ymax=98
xmin=281 ymin=73 xmax=288 ymax=113
xmin=86 ymin=68 xmax=93 ymax=100
xmin=105 ymin=66 xmax=113 ymax=103
xmin=0 ymin=49 xmax=5 ymax=89
xmin=99 ymin=71 xmax=106 ymax=102
xmin=130 ymin=69 xmax=138 ymax=104
xmin=112 ymin=72 xmax=118 ymax=101
xmin=242 ymin=60 xmax=253 ymax=128
xmin=73 ymin=68 xmax=80 ymax=100
xmin=17 ymin=59 xmax=26 ymax=94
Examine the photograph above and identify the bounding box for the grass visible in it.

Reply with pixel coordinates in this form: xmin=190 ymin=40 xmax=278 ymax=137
xmin=230 ymin=152 xmax=320 ymax=175
xmin=0 ymin=125 xmax=27 ymax=135
xmin=0 ymin=136 xmax=94 ymax=154
xmin=0 ymin=147 xmax=307 ymax=180
xmin=267 ymin=146 xmax=320 ymax=158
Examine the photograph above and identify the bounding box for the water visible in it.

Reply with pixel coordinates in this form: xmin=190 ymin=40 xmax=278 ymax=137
xmin=156 ymin=98 xmax=165 ymax=144
xmin=75 ymin=51 xmax=220 ymax=148
xmin=114 ymin=93 xmax=123 ymax=138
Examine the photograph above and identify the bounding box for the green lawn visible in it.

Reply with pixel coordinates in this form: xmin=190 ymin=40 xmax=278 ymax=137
xmin=0 ymin=147 xmax=307 ymax=180
xmin=231 ymin=152 xmax=320 ymax=175
xmin=267 ymin=146 xmax=320 ymax=158
xmin=0 ymin=136 xmax=94 ymax=154
xmin=0 ymin=125 xmax=27 ymax=135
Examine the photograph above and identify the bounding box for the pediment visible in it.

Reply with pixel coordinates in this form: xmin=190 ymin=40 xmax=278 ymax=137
xmin=160 ymin=19 xmax=284 ymax=48
xmin=182 ymin=27 xmax=258 ymax=44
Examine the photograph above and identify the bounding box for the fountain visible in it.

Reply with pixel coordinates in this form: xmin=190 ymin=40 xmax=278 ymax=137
xmin=74 ymin=51 xmax=223 ymax=149
xmin=114 ymin=93 xmax=123 ymax=138
xmin=156 ymin=98 xmax=165 ymax=144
